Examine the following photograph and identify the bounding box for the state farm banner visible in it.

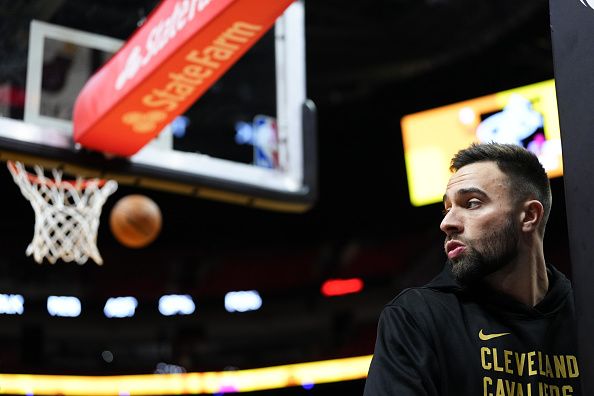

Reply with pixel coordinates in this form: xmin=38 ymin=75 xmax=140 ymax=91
xmin=73 ymin=0 xmax=295 ymax=157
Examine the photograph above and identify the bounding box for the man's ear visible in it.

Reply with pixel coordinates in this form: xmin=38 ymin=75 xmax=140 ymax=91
xmin=521 ymin=200 xmax=544 ymax=233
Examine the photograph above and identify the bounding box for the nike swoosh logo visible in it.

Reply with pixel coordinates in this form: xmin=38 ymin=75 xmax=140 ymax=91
xmin=479 ymin=329 xmax=511 ymax=341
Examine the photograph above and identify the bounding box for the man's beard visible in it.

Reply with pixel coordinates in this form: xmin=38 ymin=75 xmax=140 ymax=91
xmin=448 ymin=217 xmax=520 ymax=286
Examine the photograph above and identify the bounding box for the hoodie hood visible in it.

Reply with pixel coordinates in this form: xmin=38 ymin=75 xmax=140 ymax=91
xmin=424 ymin=262 xmax=573 ymax=318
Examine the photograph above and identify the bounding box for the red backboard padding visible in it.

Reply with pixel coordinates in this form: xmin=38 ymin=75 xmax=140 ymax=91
xmin=73 ymin=0 xmax=294 ymax=157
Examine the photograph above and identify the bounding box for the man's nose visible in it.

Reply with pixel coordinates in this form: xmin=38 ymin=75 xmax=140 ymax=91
xmin=440 ymin=208 xmax=463 ymax=235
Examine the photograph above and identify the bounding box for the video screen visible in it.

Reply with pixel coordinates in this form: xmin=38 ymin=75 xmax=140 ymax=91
xmin=401 ymin=79 xmax=562 ymax=206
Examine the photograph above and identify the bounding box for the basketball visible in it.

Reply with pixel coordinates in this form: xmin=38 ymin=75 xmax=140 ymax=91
xmin=109 ymin=195 xmax=162 ymax=249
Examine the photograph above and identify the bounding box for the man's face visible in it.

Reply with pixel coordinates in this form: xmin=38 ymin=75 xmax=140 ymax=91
xmin=440 ymin=161 xmax=521 ymax=285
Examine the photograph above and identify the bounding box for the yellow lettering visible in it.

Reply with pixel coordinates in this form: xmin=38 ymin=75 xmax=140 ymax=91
xmin=152 ymin=89 xmax=183 ymax=101
xmin=168 ymin=71 xmax=202 ymax=85
xmin=142 ymin=95 xmax=177 ymax=111
xmin=517 ymin=382 xmax=525 ymax=396
xmin=528 ymin=351 xmax=537 ymax=376
xmin=212 ymin=36 xmax=239 ymax=50
xmin=545 ymin=355 xmax=554 ymax=378
xmin=538 ymin=351 xmax=546 ymax=376
xmin=504 ymin=350 xmax=514 ymax=374
xmin=165 ymin=80 xmax=194 ymax=98
xmin=484 ymin=376 xmax=493 ymax=396
xmin=482 ymin=347 xmax=492 ymax=370
xmin=214 ymin=22 xmax=261 ymax=51
xmin=554 ymin=355 xmax=567 ymax=378
xmin=220 ymin=30 xmax=248 ymax=45
xmin=562 ymin=385 xmax=573 ymax=396
xmin=493 ymin=349 xmax=504 ymax=372
xmin=182 ymin=64 xmax=212 ymax=80
xmin=186 ymin=50 xmax=220 ymax=69
xmin=496 ymin=378 xmax=505 ymax=396
xmin=137 ymin=20 xmax=263 ymax=118
xmin=122 ymin=110 xmax=166 ymax=133
xmin=165 ymin=81 xmax=195 ymax=97
xmin=548 ymin=384 xmax=561 ymax=396
xmin=204 ymin=44 xmax=235 ymax=61
xmin=567 ymin=355 xmax=579 ymax=378
xmin=225 ymin=21 xmax=262 ymax=43
xmin=232 ymin=21 xmax=263 ymax=33
xmin=505 ymin=379 xmax=516 ymax=395
xmin=515 ymin=352 xmax=526 ymax=376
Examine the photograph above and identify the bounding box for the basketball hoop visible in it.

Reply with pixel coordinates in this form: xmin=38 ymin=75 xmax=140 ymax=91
xmin=7 ymin=161 xmax=118 ymax=265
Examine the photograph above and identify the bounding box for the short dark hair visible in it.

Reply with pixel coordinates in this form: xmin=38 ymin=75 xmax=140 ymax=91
xmin=450 ymin=143 xmax=552 ymax=235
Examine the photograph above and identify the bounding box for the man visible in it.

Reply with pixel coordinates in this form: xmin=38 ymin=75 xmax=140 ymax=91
xmin=364 ymin=143 xmax=581 ymax=395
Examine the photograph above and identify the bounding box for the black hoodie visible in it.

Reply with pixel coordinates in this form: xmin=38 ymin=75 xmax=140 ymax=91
xmin=363 ymin=264 xmax=580 ymax=396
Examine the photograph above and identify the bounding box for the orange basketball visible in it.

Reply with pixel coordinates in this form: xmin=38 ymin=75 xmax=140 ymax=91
xmin=109 ymin=194 xmax=162 ymax=248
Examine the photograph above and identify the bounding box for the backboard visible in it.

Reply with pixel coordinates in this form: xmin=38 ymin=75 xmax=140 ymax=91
xmin=0 ymin=0 xmax=315 ymax=213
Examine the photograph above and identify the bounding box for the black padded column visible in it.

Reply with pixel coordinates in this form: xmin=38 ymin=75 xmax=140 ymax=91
xmin=550 ymin=0 xmax=594 ymax=388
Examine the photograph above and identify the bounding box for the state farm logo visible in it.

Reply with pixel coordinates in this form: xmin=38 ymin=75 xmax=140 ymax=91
xmin=115 ymin=0 xmax=213 ymax=91
xmin=580 ymin=0 xmax=594 ymax=9
xmin=122 ymin=111 xmax=167 ymax=133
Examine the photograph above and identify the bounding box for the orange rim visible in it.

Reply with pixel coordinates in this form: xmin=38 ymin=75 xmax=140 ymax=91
xmin=7 ymin=161 xmax=107 ymax=189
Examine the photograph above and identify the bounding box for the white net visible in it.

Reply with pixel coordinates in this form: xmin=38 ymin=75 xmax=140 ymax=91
xmin=7 ymin=161 xmax=118 ymax=265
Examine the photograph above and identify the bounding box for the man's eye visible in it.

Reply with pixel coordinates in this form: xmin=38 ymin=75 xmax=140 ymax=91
xmin=467 ymin=200 xmax=481 ymax=208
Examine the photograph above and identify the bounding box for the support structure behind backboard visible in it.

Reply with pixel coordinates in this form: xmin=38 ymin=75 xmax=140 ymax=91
xmin=1 ymin=0 xmax=316 ymax=213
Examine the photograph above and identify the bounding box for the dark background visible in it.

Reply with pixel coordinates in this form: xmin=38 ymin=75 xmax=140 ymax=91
xmin=0 ymin=0 xmax=571 ymax=394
